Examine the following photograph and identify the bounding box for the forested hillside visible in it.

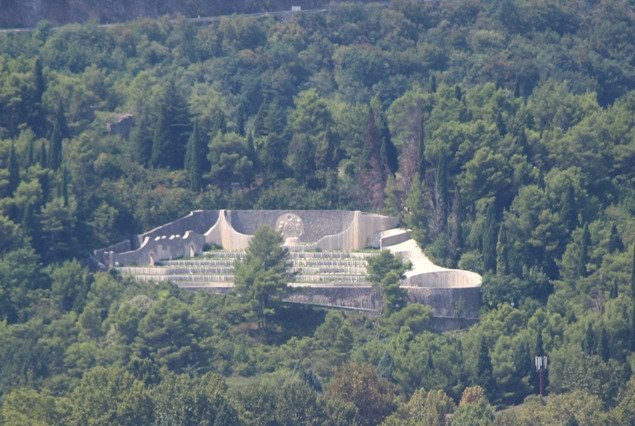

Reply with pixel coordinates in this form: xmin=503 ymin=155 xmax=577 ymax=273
xmin=0 ymin=0 xmax=633 ymax=424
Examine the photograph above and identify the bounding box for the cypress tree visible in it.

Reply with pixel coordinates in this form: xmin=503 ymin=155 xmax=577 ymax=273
xmin=60 ymin=165 xmax=69 ymax=207
xmin=236 ymin=103 xmax=246 ymax=136
xmin=449 ymin=188 xmax=463 ymax=263
xmin=598 ymin=326 xmax=610 ymax=361
xmin=253 ymin=102 xmax=267 ymax=137
xmin=496 ymin=222 xmax=509 ymax=276
xmin=476 ymin=339 xmax=498 ymax=402
xmin=184 ymin=120 xmax=207 ymax=191
xmin=38 ymin=140 xmax=47 ymax=168
xmin=435 ymin=147 xmax=448 ymax=231
xmin=418 ymin=114 xmax=426 ymax=180
xmin=378 ymin=107 xmax=398 ymax=175
xmin=383 ymin=174 xmax=400 ymax=218
xmin=150 ymin=80 xmax=191 ymax=169
xmin=316 ymin=127 xmax=336 ymax=170
xmin=26 ymin=135 xmax=35 ymax=167
xmin=430 ymin=74 xmax=437 ymax=93
xmin=562 ymin=183 xmax=578 ymax=233
xmin=404 ymin=173 xmax=427 ymax=244
xmin=535 ymin=330 xmax=544 ymax=357
xmin=131 ymin=111 xmax=153 ymax=166
xmin=482 ymin=202 xmax=498 ymax=273
xmin=454 ymin=85 xmax=462 ymax=101
xmin=607 ymin=224 xmax=624 ymax=253
xmin=582 ymin=323 xmax=596 ymax=355
xmin=210 ymin=108 xmax=227 ymax=137
xmin=609 ymin=282 xmax=618 ymax=299
xmin=29 ymin=57 xmax=47 ymax=136
xmin=512 ymin=341 xmax=533 ymax=403
xmin=263 ymin=101 xmax=285 ymax=136
xmin=577 ymin=223 xmax=591 ymax=277
xmin=48 ymin=106 xmax=68 ymax=171
xmin=8 ymin=142 xmax=20 ymax=196
xmin=495 ymin=111 xmax=507 ymax=135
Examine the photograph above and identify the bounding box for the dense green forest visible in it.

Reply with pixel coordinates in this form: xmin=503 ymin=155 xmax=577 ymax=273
xmin=0 ymin=0 xmax=633 ymax=424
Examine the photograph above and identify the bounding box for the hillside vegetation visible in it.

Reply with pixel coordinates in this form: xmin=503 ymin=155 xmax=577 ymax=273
xmin=0 ymin=0 xmax=633 ymax=424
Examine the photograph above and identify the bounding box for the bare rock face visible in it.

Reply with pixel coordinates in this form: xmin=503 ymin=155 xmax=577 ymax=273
xmin=0 ymin=0 xmax=331 ymax=28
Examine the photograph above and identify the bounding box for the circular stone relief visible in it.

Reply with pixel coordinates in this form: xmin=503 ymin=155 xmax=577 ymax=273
xmin=275 ymin=213 xmax=304 ymax=239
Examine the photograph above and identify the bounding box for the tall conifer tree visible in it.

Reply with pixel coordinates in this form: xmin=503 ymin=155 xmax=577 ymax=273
xmin=8 ymin=142 xmax=20 ymax=196
xmin=577 ymin=223 xmax=591 ymax=277
xmin=476 ymin=339 xmax=497 ymax=402
xmin=562 ymin=183 xmax=578 ymax=233
xmin=150 ymin=80 xmax=191 ymax=169
xmin=482 ymin=202 xmax=498 ymax=272
xmin=607 ymin=224 xmax=624 ymax=253
xmin=185 ymin=120 xmax=207 ymax=191
xmin=48 ymin=106 xmax=68 ymax=171
xmin=435 ymin=148 xmax=448 ymax=232
xmin=131 ymin=110 xmax=153 ymax=166
xmin=38 ymin=140 xmax=47 ymax=168
xmin=496 ymin=222 xmax=509 ymax=276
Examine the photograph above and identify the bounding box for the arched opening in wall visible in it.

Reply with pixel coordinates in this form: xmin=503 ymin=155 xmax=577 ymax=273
xmin=149 ymin=252 xmax=156 ymax=266
xmin=189 ymin=244 xmax=196 ymax=258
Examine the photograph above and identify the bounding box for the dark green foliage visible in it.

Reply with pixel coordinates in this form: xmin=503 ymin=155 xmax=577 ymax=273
xmin=496 ymin=223 xmax=509 ymax=276
xmin=48 ymin=106 xmax=68 ymax=171
xmin=562 ymin=183 xmax=578 ymax=233
xmin=7 ymin=143 xmax=19 ymax=196
xmin=435 ymin=147 xmax=448 ymax=232
xmin=233 ymin=226 xmax=290 ymax=329
xmin=367 ymin=250 xmax=407 ymax=287
xmin=150 ymin=80 xmax=191 ymax=169
xmin=578 ymin=223 xmax=591 ymax=277
xmin=377 ymin=350 xmax=394 ymax=380
xmin=130 ymin=110 xmax=154 ymax=166
xmin=583 ymin=323 xmax=596 ymax=355
xmin=482 ymin=201 xmax=498 ymax=273
xmin=37 ymin=140 xmax=47 ymax=168
xmin=607 ymin=224 xmax=624 ymax=253
xmin=133 ymin=297 xmax=212 ymax=372
xmin=476 ymin=339 xmax=498 ymax=402
xmin=381 ymin=271 xmax=407 ymax=316
xmin=300 ymin=369 xmax=323 ymax=393
xmin=598 ymin=326 xmax=610 ymax=361
xmin=185 ymin=120 xmax=208 ymax=191
xmin=0 ymin=2 xmax=632 ymax=421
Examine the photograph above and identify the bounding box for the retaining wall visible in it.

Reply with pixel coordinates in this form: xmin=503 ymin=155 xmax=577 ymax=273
xmin=405 ymin=286 xmax=480 ymax=319
xmin=95 ymin=209 xmax=399 ymax=266
xmin=284 ymin=286 xmax=382 ymax=311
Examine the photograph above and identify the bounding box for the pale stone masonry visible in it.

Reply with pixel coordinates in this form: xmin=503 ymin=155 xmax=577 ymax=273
xmin=93 ymin=209 xmax=482 ymax=329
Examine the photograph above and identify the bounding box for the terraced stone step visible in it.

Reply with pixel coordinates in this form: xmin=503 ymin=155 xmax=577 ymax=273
xmin=119 ymin=249 xmax=376 ymax=288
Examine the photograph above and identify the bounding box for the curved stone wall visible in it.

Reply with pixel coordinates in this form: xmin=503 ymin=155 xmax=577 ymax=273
xmin=93 ymin=209 xmax=399 ymax=267
xmin=134 ymin=210 xmax=219 ymax=248
xmin=228 ymin=210 xmax=356 ymax=243
xmin=405 ymin=286 xmax=481 ymax=319
xmin=405 ymin=269 xmax=482 ymax=289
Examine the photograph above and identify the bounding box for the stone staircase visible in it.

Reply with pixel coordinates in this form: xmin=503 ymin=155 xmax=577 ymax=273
xmin=117 ymin=249 xmax=377 ymax=290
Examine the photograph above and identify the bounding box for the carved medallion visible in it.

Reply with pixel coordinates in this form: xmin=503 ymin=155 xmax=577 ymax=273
xmin=275 ymin=213 xmax=304 ymax=239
